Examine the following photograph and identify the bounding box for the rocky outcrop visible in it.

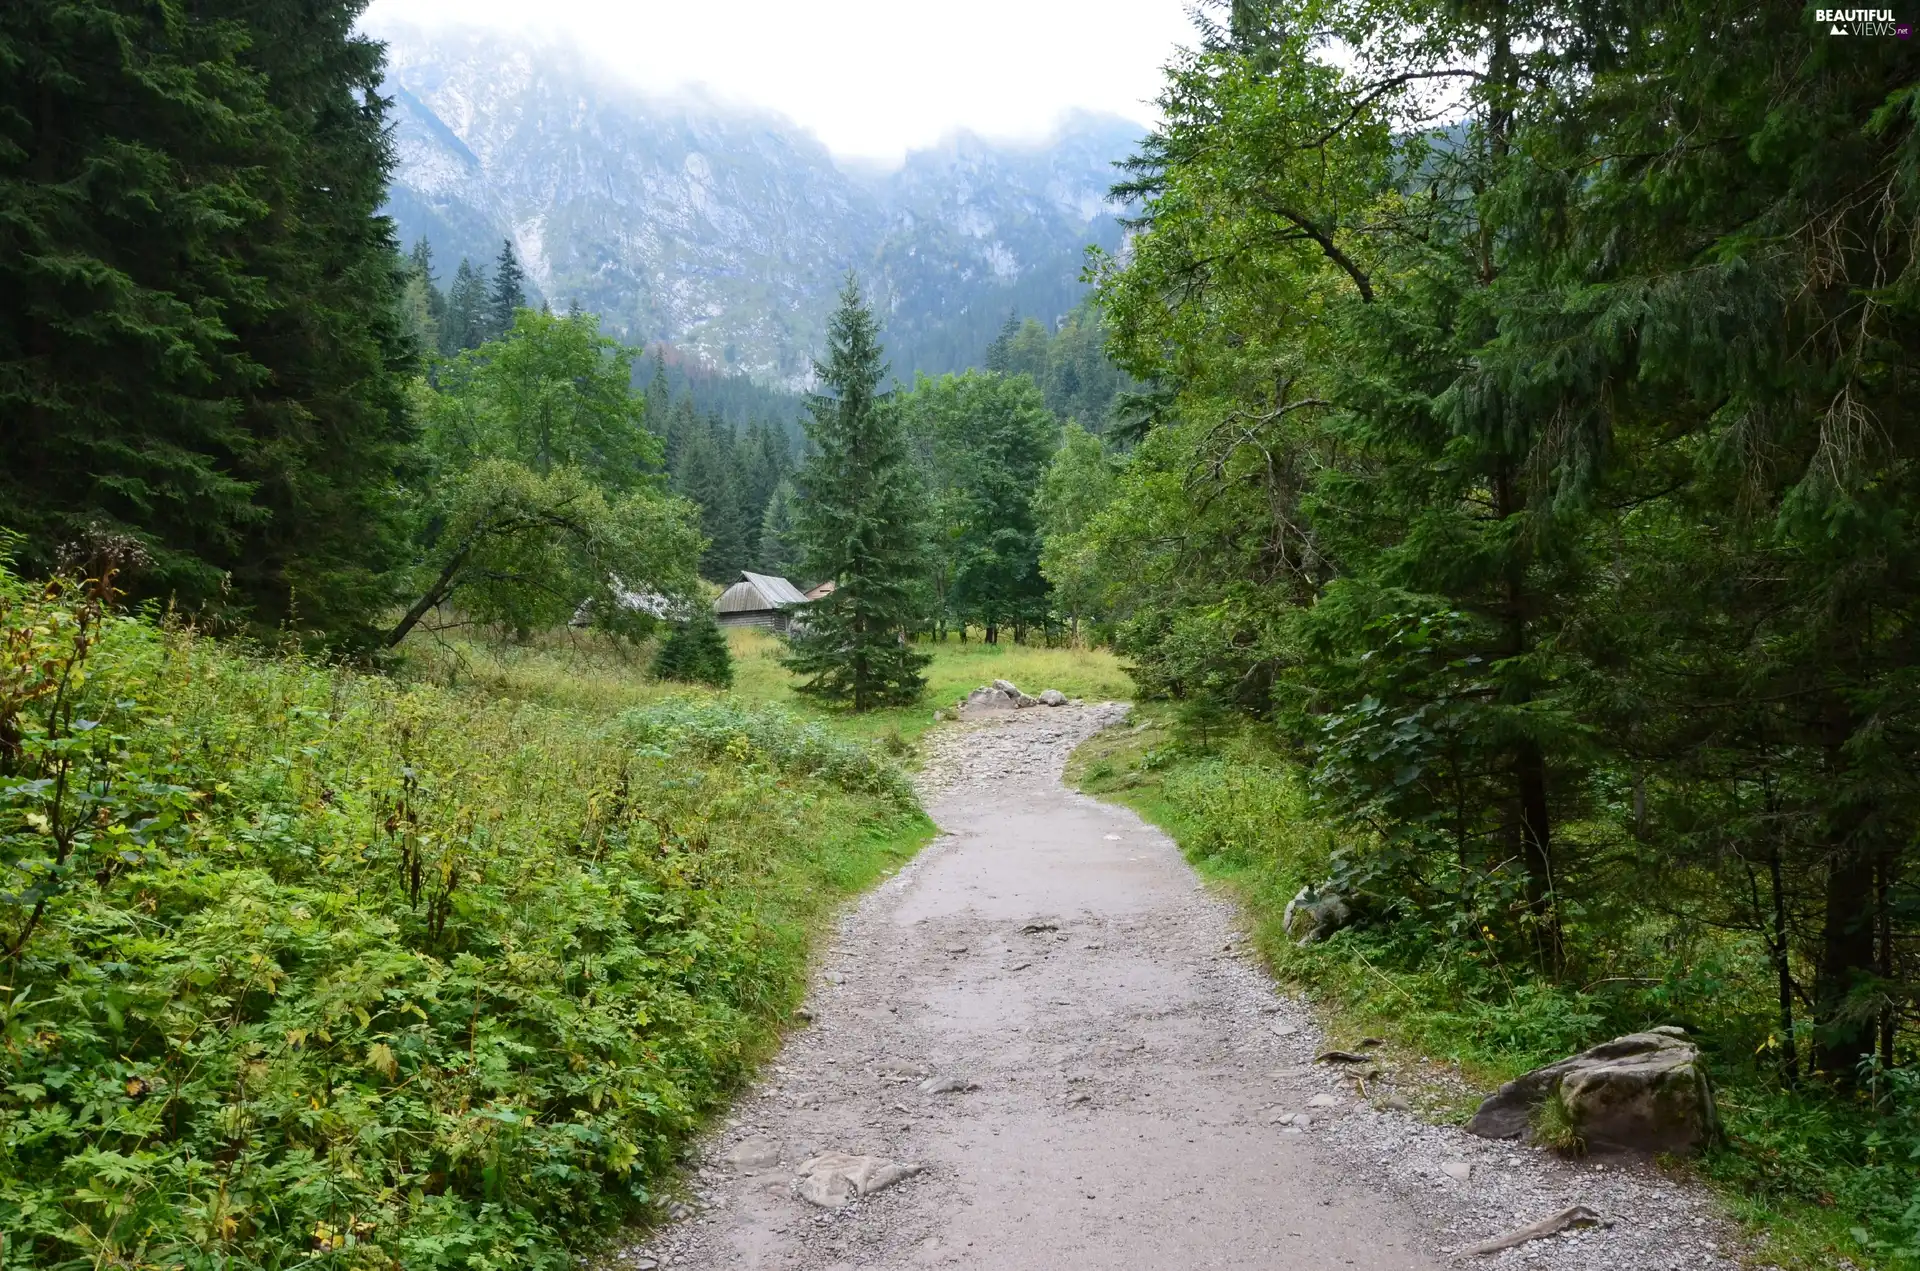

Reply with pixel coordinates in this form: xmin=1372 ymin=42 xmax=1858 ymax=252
xmin=1466 ymin=1026 xmax=1716 ymax=1155
xmin=1281 ymin=884 xmax=1352 ymax=945
xmin=964 ymin=685 xmax=1020 ymax=713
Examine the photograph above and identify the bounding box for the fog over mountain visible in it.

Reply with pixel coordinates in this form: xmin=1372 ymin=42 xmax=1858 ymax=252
xmin=375 ymin=24 xmax=1141 ymax=384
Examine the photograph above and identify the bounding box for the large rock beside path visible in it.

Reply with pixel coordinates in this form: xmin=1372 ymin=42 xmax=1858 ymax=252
xmin=1281 ymin=883 xmax=1352 ymax=945
xmin=792 ymin=1152 xmax=924 ymax=1208
xmin=1466 ymin=1026 xmax=1716 ymax=1155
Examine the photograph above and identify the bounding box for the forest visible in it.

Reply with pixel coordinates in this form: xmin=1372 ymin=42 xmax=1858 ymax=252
xmin=2 ymin=0 xmax=1917 ymax=1264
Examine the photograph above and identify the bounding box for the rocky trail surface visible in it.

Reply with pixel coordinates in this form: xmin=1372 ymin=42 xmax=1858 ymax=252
xmin=618 ymin=705 xmax=1746 ymax=1270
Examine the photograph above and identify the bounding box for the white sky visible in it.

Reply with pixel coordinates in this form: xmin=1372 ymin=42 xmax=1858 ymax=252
xmin=361 ymin=0 xmax=1196 ymax=163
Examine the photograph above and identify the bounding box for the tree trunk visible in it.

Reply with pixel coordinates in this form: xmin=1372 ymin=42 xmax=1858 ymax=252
xmin=1813 ymin=841 xmax=1877 ymax=1082
xmin=1768 ymin=841 xmax=1798 ymax=1086
xmin=1514 ymin=738 xmax=1562 ymax=973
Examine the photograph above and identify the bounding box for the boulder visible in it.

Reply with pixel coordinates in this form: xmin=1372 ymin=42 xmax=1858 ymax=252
xmin=962 ymin=686 xmax=1019 ymax=714
xmin=1038 ymin=689 xmax=1068 ymax=706
xmin=1281 ymin=884 xmax=1352 ymax=945
xmin=1466 ymin=1026 xmax=1716 ymax=1155
xmin=992 ymin=678 xmax=1022 ymax=696
xmin=792 ymin=1152 xmax=925 ymax=1208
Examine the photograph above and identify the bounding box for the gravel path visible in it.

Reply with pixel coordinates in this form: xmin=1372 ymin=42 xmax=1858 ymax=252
xmin=617 ymin=705 xmax=1748 ymax=1270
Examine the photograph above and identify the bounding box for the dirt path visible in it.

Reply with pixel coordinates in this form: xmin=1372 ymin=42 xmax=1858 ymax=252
xmin=620 ymin=706 xmax=1742 ymax=1271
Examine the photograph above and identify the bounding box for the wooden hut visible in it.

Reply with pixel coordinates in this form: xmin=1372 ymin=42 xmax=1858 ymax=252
xmin=804 ymin=579 xmax=836 ymax=601
xmin=714 ymin=571 xmax=808 ymax=632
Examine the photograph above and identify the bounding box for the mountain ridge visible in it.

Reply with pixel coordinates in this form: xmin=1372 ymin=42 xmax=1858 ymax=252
xmin=373 ymin=23 xmax=1140 ymax=385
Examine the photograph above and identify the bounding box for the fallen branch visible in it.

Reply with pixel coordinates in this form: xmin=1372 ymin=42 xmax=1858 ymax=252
xmin=1458 ymin=1205 xmax=1606 ymax=1258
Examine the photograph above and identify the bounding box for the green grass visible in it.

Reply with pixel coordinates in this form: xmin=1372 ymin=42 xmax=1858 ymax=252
xmin=0 ymin=580 xmax=932 ymax=1270
xmin=400 ymin=625 xmax=1134 ymax=750
xmin=1067 ymin=705 xmax=1918 ymax=1271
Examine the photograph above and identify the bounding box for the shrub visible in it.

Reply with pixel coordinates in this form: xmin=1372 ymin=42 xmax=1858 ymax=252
xmin=0 ymin=565 xmax=919 ymax=1269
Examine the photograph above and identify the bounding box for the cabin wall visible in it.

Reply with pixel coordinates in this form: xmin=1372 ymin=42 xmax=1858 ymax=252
xmin=716 ymin=610 xmax=790 ymax=634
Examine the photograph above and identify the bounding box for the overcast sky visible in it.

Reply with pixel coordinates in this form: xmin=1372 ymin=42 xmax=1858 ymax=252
xmin=360 ymin=0 xmax=1197 ymax=163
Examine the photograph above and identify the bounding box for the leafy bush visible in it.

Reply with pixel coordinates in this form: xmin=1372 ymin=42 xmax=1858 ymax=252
xmin=648 ymin=610 xmax=733 ymax=688
xmin=0 ymin=566 xmax=922 ymax=1269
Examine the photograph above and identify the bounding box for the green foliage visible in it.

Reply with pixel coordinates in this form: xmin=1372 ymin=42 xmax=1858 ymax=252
xmin=0 ymin=562 xmax=924 ymax=1269
xmin=442 ymin=257 xmax=490 ymax=356
xmin=785 ymin=277 xmax=931 ymax=709
xmin=649 ymin=609 xmax=734 ymax=688
xmin=396 ymin=311 xmax=704 ymax=647
xmin=423 ymin=309 xmax=653 ymax=488
xmin=0 ymin=0 xmax=414 ymax=647
xmin=1530 ymin=1087 xmax=1587 ymax=1156
xmin=899 ymin=370 xmax=1056 ymax=641
xmin=1090 ymin=0 xmax=1919 ymax=1142
xmin=486 ymin=239 xmax=528 ymax=341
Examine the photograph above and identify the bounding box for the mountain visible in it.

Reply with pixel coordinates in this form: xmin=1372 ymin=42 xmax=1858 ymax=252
xmin=374 ymin=24 xmax=1141 ymax=386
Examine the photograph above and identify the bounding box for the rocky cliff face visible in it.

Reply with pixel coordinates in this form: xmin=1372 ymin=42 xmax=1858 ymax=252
xmin=376 ymin=25 xmax=1139 ymax=384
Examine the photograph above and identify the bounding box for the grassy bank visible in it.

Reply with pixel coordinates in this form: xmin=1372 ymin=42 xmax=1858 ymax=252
xmin=0 ymin=575 xmax=929 ymax=1269
xmin=1068 ymin=706 xmax=1920 ymax=1271
xmin=400 ymin=626 xmax=1133 ymax=748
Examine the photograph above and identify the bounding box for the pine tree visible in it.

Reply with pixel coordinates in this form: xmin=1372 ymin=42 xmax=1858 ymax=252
xmin=784 ymin=275 xmax=929 ymax=708
xmin=757 ymin=479 xmax=802 ymax=578
xmin=487 ymin=239 xmax=527 ymax=340
xmin=739 ymin=419 xmax=792 ymax=537
xmin=442 ymin=258 xmax=488 ymax=354
xmin=649 ymin=605 xmax=733 ymax=688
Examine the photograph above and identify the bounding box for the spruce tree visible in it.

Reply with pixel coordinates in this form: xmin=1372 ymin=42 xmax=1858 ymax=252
xmin=487 ymin=239 xmax=527 ymax=340
xmin=0 ymin=0 xmax=414 ymax=646
xmin=785 ymin=276 xmax=929 ymax=709
xmin=643 ymin=350 xmax=672 ymax=438
xmin=442 ymin=258 xmax=488 ymax=354
xmin=649 ymin=605 xmax=733 ymax=688
xmin=757 ymin=479 xmax=802 ymax=578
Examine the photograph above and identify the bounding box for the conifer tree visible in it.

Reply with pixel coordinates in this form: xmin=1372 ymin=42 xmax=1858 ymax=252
xmin=442 ymin=258 xmax=488 ymax=354
xmin=675 ymin=419 xmax=748 ymax=582
xmin=757 ymin=479 xmax=802 ymax=578
xmin=643 ymin=350 xmax=672 ymax=437
xmin=487 ymin=239 xmax=527 ymax=340
xmin=400 ymin=239 xmax=444 ymax=356
xmin=983 ymin=310 xmax=1021 ymax=373
xmin=785 ymin=276 xmax=929 ymax=708
xmin=0 ymin=0 xmax=414 ymax=645
xmin=649 ymin=605 xmax=733 ymax=688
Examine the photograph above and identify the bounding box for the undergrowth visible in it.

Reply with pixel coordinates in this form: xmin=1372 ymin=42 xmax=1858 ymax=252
xmin=1068 ymin=706 xmax=1920 ymax=1271
xmin=0 ymin=568 xmax=929 ymax=1269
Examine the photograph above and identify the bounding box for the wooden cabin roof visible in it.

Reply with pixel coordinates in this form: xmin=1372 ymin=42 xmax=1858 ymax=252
xmin=714 ymin=571 xmax=807 ymax=614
